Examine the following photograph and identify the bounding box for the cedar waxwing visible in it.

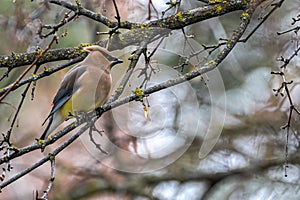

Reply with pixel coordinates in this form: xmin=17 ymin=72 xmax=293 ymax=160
xmin=40 ymin=45 xmax=123 ymax=140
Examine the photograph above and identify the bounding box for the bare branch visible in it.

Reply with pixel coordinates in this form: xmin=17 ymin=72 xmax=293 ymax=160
xmin=38 ymin=156 xmax=55 ymax=200
xmin=0 ymin=57 xmax=83 ymax=96
xmin=0 ymin=35 xmax=58 ymax=103
xmin=108 ymin=40 xmax=149 ymax=103
xmin=0 ymin=0 xmax=285 ymax=195
xmin=0 ymin=1 xmax=249 ymax=70
xmin=39 ymin=11 xmax=77 ymax=38
xmin=48 ymin=0 xmax=137 ymax=29
xmin=0 ymin=122 xmax=90 ymax=191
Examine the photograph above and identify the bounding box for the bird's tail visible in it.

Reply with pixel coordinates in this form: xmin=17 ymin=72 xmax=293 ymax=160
xmin=40 ymin=112 xmax=63 ymax=140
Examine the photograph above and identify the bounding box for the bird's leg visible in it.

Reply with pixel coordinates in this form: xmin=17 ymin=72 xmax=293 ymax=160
xmin=79 ymin=111 xmax=89 ymax=122
xmin=69 ymin=110 xmax=89 ymax=128
xmin=71 ymin=111 xmax=81 ymax=127
xmin=67 ymin=111 xmax=74 ymax=119
xmin=72 ymin=110 xmax=90 ymax=124
xmin=72 ymin=109 xmax=101 ymax=135
xmin=72 ymin=110 xmax=102 ymax=134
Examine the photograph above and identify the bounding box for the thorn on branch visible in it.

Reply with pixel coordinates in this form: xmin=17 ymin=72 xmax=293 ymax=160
xmin=31 ymin=80 xmax=37 ymax=101
xmin=272 ymin=82 xmax=285 ymax=97
xmin=277 ymin=12 xmax=300 ymax=41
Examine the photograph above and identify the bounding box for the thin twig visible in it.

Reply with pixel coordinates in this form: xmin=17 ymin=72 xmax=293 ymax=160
xmin=271 ymin=45 xmax=300 ymax=177
xmin=39 ymin=11 xmax=77 ymax=38
xmin=112 ymin=0 xmax=121 ymax=26
xmin=0 ymin=122 xmax=90 ymax=190
xmin=162 ymin=0 xmax=181 ymax=18
xmin=199 ymin=0 xmax=285 ymax=55
xmin=240 ymin=0 xmax=285 ymax=43
xmin=0 ymin=69 xmax=11 ymax=82
xmin=0 ymin=57 xmax=83 ymax=96
xmin=277 ymin=26 xmax=300 ymax=35
xmin=48 ymin=0 xmax=137 ymax=29
xmin=5 ymin=64 xmax=41 ymax=143
xmin=147 ymin=0 xmax=159 ymax=20
xmin=137 ymin=37 xmax=164 ymax=88
xmin=38 ymin=155 xmax=56 ymax=200
xmin=107 ymin=40 xmax=149 ymax=103
xmin=2 ymin=36 xmax=58 ymax=143
xmin=88 ymin=119 xmax=108 ymax=154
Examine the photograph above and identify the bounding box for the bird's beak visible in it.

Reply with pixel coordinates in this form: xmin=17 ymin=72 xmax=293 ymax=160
xmin=113 ymin=58 xmax=123 ymax=65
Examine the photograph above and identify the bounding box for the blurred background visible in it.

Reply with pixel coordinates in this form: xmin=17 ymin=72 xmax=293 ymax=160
xmin=0 ymin=0 xmax=300 ymax=199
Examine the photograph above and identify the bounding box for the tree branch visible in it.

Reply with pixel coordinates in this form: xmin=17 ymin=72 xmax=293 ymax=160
xmin=0 ymin=57 xmax=83 ymax=96
xmin=0 ymin=0 xmax=258 ymax=167
xmin=0 ymin=0 xmax=275 ymax=194
xmin=48 ymin=0 xmax=138 ymax=29
xmin=0 ymin=0 xmax=249 ymax=69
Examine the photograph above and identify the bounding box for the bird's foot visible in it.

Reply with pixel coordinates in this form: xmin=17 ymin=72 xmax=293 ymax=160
xmin=73 ymin=110 xmax=90 ymax=124
xmin=67 ymin=111 xmax=74 ymax=118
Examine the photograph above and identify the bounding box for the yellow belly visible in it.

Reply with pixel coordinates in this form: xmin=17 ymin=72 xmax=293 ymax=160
xmin=59 ymin=84 xmax=111 ymax=120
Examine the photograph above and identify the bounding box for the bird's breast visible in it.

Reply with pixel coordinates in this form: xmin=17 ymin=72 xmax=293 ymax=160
xmin=70 ymin=70 xmax=112 ymax=113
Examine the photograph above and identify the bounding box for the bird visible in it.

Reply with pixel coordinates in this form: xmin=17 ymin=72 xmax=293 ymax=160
xmin=40 ymin=45 xmax=123 ymax=140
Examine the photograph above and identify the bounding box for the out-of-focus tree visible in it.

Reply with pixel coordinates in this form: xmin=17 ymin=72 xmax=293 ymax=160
xmin=0 ymin=0 xmax=299 ymax=199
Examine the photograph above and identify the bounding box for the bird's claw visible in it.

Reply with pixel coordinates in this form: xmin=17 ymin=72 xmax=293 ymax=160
xmin=74 ymin=111 xmax=90 ymax=124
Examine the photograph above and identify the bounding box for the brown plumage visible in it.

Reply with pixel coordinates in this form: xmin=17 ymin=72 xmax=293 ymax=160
xmin=40 ymin=45 xmax=123 ymax=140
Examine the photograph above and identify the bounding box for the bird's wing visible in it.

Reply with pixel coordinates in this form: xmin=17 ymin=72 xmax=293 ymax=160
xmin=42 ymin=66 xmax=87 ymax=125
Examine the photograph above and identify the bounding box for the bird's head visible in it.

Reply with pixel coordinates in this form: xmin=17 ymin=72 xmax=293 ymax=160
xmin=83 ymin=45 xmax=123 ymax=68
